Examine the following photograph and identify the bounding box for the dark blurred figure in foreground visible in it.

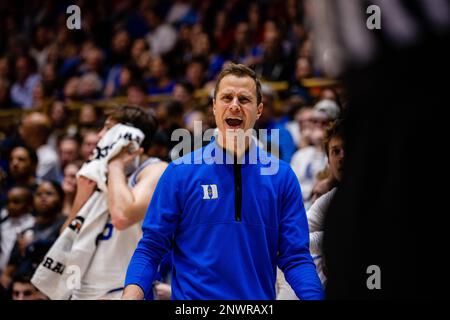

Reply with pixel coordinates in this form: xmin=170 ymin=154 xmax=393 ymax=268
xmin=313 ymin=0 xmax=450 ymax=298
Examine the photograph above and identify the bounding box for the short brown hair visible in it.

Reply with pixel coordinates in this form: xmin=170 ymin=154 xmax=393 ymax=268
xmin=214 ymin=63 xmax=262 ymax=105
xmin=106 ymin=105 xmax=158 ymax=152
xmin=323 ymin=120 xmax=344 ymax=157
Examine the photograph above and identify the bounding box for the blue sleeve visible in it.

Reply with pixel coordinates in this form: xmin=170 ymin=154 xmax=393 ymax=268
xmin=124 ymin=163 xmax=182 ymax=298
xmin=277 ymin=166 xmax=325 ymax=300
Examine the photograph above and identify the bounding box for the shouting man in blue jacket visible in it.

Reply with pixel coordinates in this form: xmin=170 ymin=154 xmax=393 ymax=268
xmin=123 ymin=63 xmax=324 ymax=300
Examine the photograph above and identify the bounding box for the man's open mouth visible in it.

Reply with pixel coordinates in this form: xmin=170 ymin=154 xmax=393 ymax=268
xmin=225 ymin=118 xmax=243 ymax=127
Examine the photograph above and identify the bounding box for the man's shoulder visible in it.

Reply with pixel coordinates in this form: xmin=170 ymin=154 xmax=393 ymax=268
xmin=140 ymin=159 xmax=168 ymax=171
xmin=137 ymin=160 xmax=169 ymax=179
xmin=170 ymin=145 xmax=208 ymax=169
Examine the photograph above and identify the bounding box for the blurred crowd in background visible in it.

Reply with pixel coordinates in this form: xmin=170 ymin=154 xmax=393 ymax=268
xmin=0 ymin=0 xmax=347 ymax=300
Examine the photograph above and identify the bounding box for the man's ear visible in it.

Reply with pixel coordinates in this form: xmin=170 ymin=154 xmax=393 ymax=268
xmin=213 ymin=99 xmax=216 ymax=114
xmin=256 ymin=103 xmax=263 ymax=119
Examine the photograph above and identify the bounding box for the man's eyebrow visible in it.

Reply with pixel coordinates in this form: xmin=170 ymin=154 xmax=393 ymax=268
xmin=220 ymin=91 xmax=253 ymax=98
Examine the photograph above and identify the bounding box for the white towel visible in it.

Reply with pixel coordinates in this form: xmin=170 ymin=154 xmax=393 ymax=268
xmin=31 ymin=124 xmax=144 ymax=299
xmin=77 ymin=123 xmax=145 ymax=192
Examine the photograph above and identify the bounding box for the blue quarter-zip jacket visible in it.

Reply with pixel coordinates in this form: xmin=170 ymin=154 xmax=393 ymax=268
xmin=125 ymin=139 xmax=324 ymax=300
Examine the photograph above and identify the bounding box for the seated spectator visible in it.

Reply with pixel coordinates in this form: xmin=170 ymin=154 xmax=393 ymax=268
xmin=78 ymin=104 xmax=102 ymax=136
xmin=19 ymin=112 xmax=60 ymax=182
xmin=147 ymin=131 xmax=170 ymax=162
xmin=0 ymin=186 xmax=35 ymax=274
xmin=296 ymin=106 xmax=316 ymax=149
xmin=62 ymin=77 xmax=80 ymax=103
xmin=11 ymin=55 xmax=41 ymax=109
xmin=298 ymin=37 xmax=313 ymax=60
xmin=0 ymin=180 xmax=65 ymax=290
xmin=61 ymin=160 xmax=83 ymax=217
xmin=313 ymin=99 xmax=341 ymax=122
xmin=105 ymin=63 xmax=142 ymax=98
xmin=229 ymin=22 xmax=259 ymax=67
xmin=166 ymin=0 xmax=196 ymax=26
xmin=0 ymin=78 xmax=19 ymax=108
xmin=30 ymin=24 xmax=53 ymax=72
xmin=306 ymin=120 xmax=345 ymax=285
xmin=77 ymin=46 xmax=105 ymax=80
xmin=319 ymin=87 xmax=340 ymax=103
xmin=290 ymin=110 xmax=331 ymax=209
xmin=184 ymin=56 xmax=208 ymax=90
xmin=283 ymin=96 xmax=307 ymax=149
xmin=108 ymin=29 xmax=131 ymax=67
xmin=173 ymin=81 xmax=196 ymax=113
xmin=0 ymin=56 xmax=11 ymax=80
xmin=254 ymin=20 xmax=292 ymax=82
xmin=126 ymin=81 xmax=149 ymax=106
xmin=79 ymin=130 xmax=99 ymax=162
xmin=144 ymin=5 xmax=177 ymax=56
xmin=31 ymin=81 xmax=48 ymax=111
xmin=130 ymin=38 xmax=150 ymax=63
xmin=48 ymin=101 xmax=69 ymax=133
xmin=135 ymin=51 xmax=153 ymax=76
xmin=288 ymin=56 xmax=314 ymax=104
xmin=247 ymin=2 xmax=264 ymax=46
xmin=40 ymin=63 xmax=59 ymax=98
xmin=57 ymin=135 xmax=81 ymax=181
xmin=168 ymin=23 xmax=194 ymax=78
xmin=11 ymin=272 xmax=48 ymax=300
xmin=190 ymin=32 xmax=225 ymax=81
xmin=211 ymin=10 xmax=234 ymax=56
xmin=6 ymin=146 xmax=38 ymax=192
xmin=291 ymin=100 xmax=340 ymax=182
xmin=154 ymin=100 xmax=185 ymax=152
xmin=47 ymin=101 xmax=72 ymax=149
xmin=146 ymin=55 xmax=176 ymax=95
xmin=77 ymin=72 xmax=103 ymax=100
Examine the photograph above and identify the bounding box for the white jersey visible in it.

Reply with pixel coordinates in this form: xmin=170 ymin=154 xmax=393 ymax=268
xmin=71 ymin=219 xmax=142 ymax=299
xmin=71 ymin=157 xmax=160 ymax=300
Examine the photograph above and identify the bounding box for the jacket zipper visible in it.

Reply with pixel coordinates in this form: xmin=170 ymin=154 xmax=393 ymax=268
xmin=234 ymin=160 xmax=242 ymax=222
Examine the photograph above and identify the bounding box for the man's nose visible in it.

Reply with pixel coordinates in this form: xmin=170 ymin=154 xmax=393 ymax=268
xmin=229 ymin=97 xmax=241 ymax=111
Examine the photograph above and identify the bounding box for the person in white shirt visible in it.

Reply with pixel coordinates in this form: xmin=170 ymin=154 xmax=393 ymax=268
xmin=0 ymin=186 xmax=35 ymax=274
xmin=278 ymin=119 xmax=344 ymax=299
xmin=143 ymin=6 xmax=177 ymax=56
xmin=290 ymin=99 xmax=341 ymax=209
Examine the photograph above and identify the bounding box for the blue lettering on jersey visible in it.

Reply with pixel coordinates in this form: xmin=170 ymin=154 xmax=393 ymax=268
xmin=96 ymin=223 xmax=113 ymax=245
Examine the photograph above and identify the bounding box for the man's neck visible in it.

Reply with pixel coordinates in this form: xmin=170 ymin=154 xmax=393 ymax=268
xmin=216 ymin=130 xmax=254 ymax=160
